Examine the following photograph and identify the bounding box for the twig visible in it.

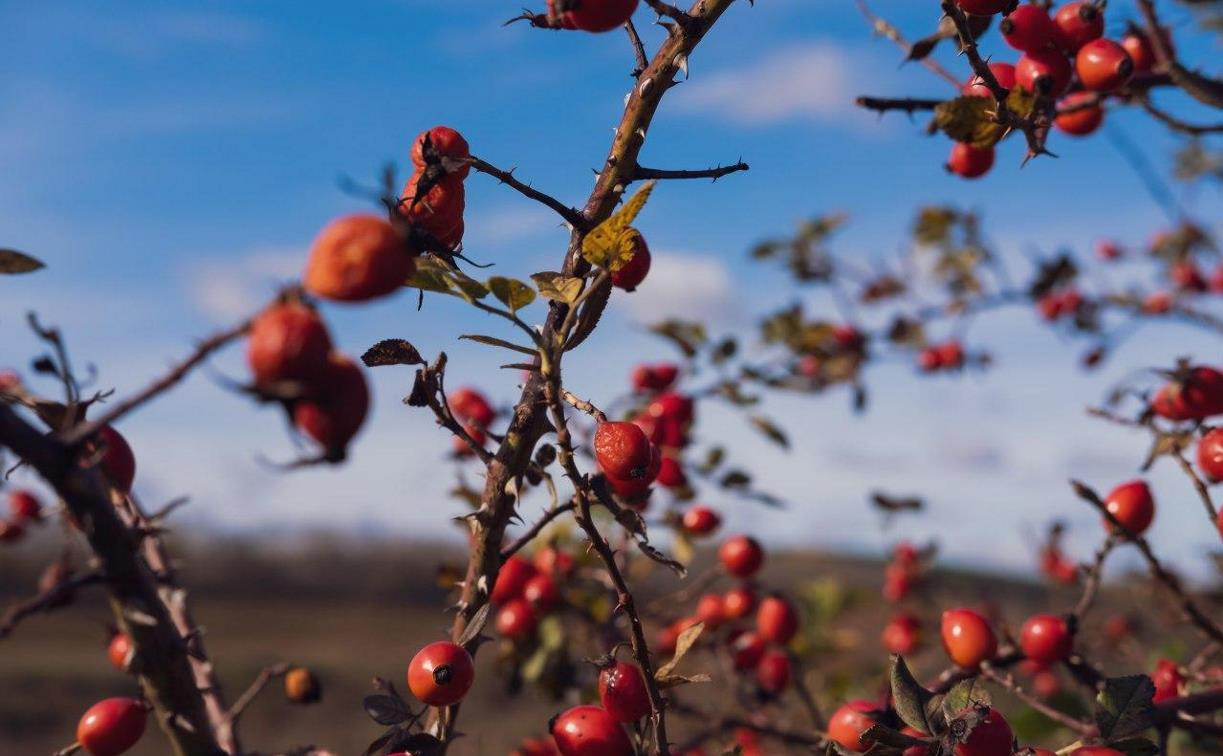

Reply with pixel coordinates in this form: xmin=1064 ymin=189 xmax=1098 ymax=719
xmin=0 ymin=570 xmax=104 ymax=639
xmin=225 ymin=663 xmax=291 ymax=723
xmin=1136 ymin=0 xmax=1223 ymax=109
xmin=1172 ymin=448 xmax=1218 ymax=522
xmin=500 ymin=500 xmax=578 ymax=559
xmin=856 ymin=96 xmax=943 ymax=113
xmin=62 ymin=317 xmax=253 ymax=446
xmin=625 ymin=20 xmax=649 ymax=76
xmin=980 ymin=666 xmax=1094 ymax=735
xmin=669 ymin=700 xmax=825 ymax=749
xmin=469 ymin=158 xmax=588 ymax=230
xmin=1071 ymin=480 xmax=1223 ymax=645
xmin=1135 ymin=94 xmax=1223 ymax=136
xmin=854 ymin=0 xmax=959 ymax=87
xmin=1072 ymin=534 xmax=1117 ymax=621
xmin=631 ymin=161 xmax=749 ymax=181
xmin=559 ymin=388 xmax=608 ymax=422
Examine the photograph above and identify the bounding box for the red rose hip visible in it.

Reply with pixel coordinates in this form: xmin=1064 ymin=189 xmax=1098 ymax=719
xmin=408 ymin=641 xmax=475 ymax=707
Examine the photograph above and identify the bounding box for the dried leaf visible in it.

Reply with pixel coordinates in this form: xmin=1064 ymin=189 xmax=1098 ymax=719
xmin=363 ymin=694 xmax=410 ymax=725
xmin=0 ymin=249 xmax=45 ymax=274
xmin=749 ymin=416 xmax=789 ymax=449
xmin=531 ymin=272 xmax=584 ymax=304
xmin=456 ymin=603 xmax=491 ymax=647
xmin=564 ymin=276 xmax=611 ymax=353
xmin=932 ymin=96 xmax=1007 ymax=148
xmin=459 ymin=334 xmax=537 ymax=356
xmin=581 ymin=181 xmax=655 ymax=271
xmin=362 ymin=339 xmax=425 ymax=367
xmin=656 ymin=621 xmax=704 ymax=679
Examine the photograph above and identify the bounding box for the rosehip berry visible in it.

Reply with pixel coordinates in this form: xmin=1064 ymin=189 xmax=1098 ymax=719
xmin=95 ymin=425 xmax=136 ymax=493
xmin=293 ymin=353 xmax=370 ymax=456
xmin=534 ymin=546 xmax=575 ymax=577
xmin=1055 ymin=92 xmax=1104 ymax=136
xmin=8 ymin=489 xmax=41 ymax=522
xmin=1152 ymin=658 xmax=1183 ymax=702
xmin=496 ymin=598 xmax=538 ymax=639
xmin=963 ymin=63 xmax=1017 ymax=98
xmin=1122 ymin=30 xmax=1167 ymax=73
xmin=719 ymin=535 xmax=764 ymax=578
xmin=303 ymin=214 xmax=414 ymax=302
xmin=1102 ymin=480 xmax=1155 ymax=536
xmin=695 ymin=593 xmax=725 ymax=631
xmin=549 ymin=0 xmax=640 ymax=33
xmin=453 ymin=423 xmax=487 ymax=457
xmin=722 ymin=585 xmax=756 ymax=620
xmin=246 ymin=302 xmax=332 ymax=387
xmin=605 ymin=443 xmax=661 ymax=499
xmin=598 ymin=661 xmax=650 ymax=722
xmin=1198 ymin=428 xmax=1223 ymax=482
xmin=1143 ymin=291 xmax=1172 ymax=315
xmin=649 ymin=392 xmax=694 ymax=425
xmin=550 ymin=705 xmax=633 ymax=756
xmin=827 ymin=700 xmax=880 ymax=753
xmin=1153 ymin=367 xmax=1223 ymax=421
xmin=730 ymin=630 xmax=766 ymax=670
xmin=952 ymin=706 xmax=1013 ymax=756
xmin=756 ymin=595 xmax=799 ymax=645
xmin=408 ymin=641 xmax=475 ymax=707
xmin=681 ymin=506 xmax=721 ymax=537
xmin=77 ymin=698 xmax=146 ymax=756
xmin=1032 ymin=669 xmax=1061 ymax=698
xmin=402 ymin=172 xmax=466 ymax=248
xmin=941 ymin=608 xmax=998 ymax=668
xmin=1052 ymin=2 xmax=1103 ymax=52
xmin=656 ymin=456 xmax=686 ymax=488
xmin=947 ymin=143 xmax=995 ymax=179
xmin=1002 ymin=4 xmax=1056 ymax=52
xmin=284 ymin=666 xmax=321 ymax=704
xmin=1017 ymin=48 xmax=1073 ymax=96
xmin=1096 ymin=240 xmax=1122 ymax=260
xmin=449 ymin=387 xmax=495 ymax=427
xmin=594 ymin=421 xmax=654 ymax=480
xmin=900 ymin=726 xmax=931 ymax=756
xmin=755 ymin=649 xmax=791 ymax=694
xmin=937 ymin=340 xmax=965 ymax=369
xmin=108 ymin=632 xmax=133 ymax=672
xmin=611 ymin=231 xmax=650 ymax=291
xmin=1019 ymin=614 xmax=1073 ymax=666
xmin=1171 ymin=261 xmax=1207 ymax=292
xmin=883 ymin=562 xmax=914 ymax=603
xmin=881 ymin=613 xmax=922 ymax=655
xmin=0 ymin=519 xmax=24 ymax=543
xmin=492 ymin=555 xmax=538 ymax=604
xmin=631 ymin=363 xmax=679 ymax=392
xmin=955 ymin=0 xmax=1009 ymax=15
xmin=410 ymin=126 xmax=471 ymax=179
xmin=1076 ymin=38 xmax=1133 ymax=91
xmin=656 ymin=616 xmax=698 ymax=656
xmin=523 ymin=573 xmax=561 ymax=612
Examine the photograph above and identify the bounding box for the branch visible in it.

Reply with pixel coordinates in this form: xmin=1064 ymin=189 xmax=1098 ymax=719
xmin=469 ymin=157 xmax=588 ymax=230
xmin=559 ymin=388 xmax=608 ymax=422
xmin=1135 ymin=93 xmax=1223 ymax=136
xmin=225 ymin=663 xmax=291 ymax=723
xmin=631 ymin=160 xmax=749 ymax=182
xmin=625 ymin=20 xmax=649 ymax=76
xmin=856 ymin=95 xmax=943 ymax=113
xmin=0 ymin=404 xmax=225 ymax=754
xmin=1172 ymin=447 xmax=1218 ymax=523
xmin=62 ymin=316 xmax=253 ymax=446
xmin=1071 ymin=479 xmax=1223 ymax=645
xmin=1136 ymin=0 xmax=1223 ymax=109
xmin=670 ymin=701 xmax=824 ymax=749
xmin=855 ymin=0 xmax=959 ymax=87
xmin=980 ymin=666 xmax=1094 ymax=735
xmin=1072 ymin=534 xmax=1117 ymax=621
xmin=0 ymin=568 xmax=103 ymax=639
xmin=500 ymin=499 xmax=578 ymax=559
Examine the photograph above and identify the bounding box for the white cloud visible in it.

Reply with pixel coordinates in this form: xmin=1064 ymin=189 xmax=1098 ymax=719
xmin=673 ymin=42 xmax=862 ymax=126
xmin=613 ymin=251 xmax=739 ymax=325
xmin=183 ymin=246 xmax=304 ymax=321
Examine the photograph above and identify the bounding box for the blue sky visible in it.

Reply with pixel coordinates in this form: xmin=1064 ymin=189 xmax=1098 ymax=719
xmin=2 ymin=1 xmax=1221 ymax=578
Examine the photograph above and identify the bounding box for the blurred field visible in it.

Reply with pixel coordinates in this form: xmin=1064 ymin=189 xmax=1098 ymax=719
xmin=0 ymin=533 xmax=1216 ymax=754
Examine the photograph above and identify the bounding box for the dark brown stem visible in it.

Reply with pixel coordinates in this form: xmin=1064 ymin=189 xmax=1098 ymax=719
xmin=980 ymin=666 xmax=1094 ymax=734
xmin=632 ymin=161 xmax=749 ymax=181
xmin=854 ymin=0 xmax=959 ymax=87
xmin=1172 ymin=448 xmax=1218 ymax=522
xmin=1072 ymin=534 xmax=1117 ymax=621
xmin=500 ymin=500 xmax=578 ymax=559
xmin=1135 ymin=94 xmax=1223 ymax=135
xmin=856 ymin=95 xmax=943 ymax=113
xmin=0 ymin=569 xmax=103 ymax=639
xmin=625 ymin=20 xmax=649 ymax=76
xmin=469 ymin=158 xmax=588 ymax=230
xmin=224 ymin=663 xmax=290 ymax=724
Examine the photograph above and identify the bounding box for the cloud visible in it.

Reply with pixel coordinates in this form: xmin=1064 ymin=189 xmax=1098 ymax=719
xmin=466 ymin=204 xmax=566 ymax=244
xmin=613 ymin=251 xmax=739 ymax=325
xmin=183 ymin=246 xmax=303 ymax=321
xmin=673 ymin=42 xmax=864 ymax=126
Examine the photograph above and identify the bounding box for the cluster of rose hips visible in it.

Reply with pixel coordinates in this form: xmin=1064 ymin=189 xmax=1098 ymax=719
xmin=0 ymin=488 xmax=43 ymax=545
xmin=948 ymin=0 xmax=1169 ymax=179
xmin=916 ymin=340 xmax=967 ymax=374
xmin=245 ymin=298 xmax=369 ymax=459
xmin=882 ymin=541 xmax=930 ymax=603
xmin=489 ymin=549 xmax=567 ymax=640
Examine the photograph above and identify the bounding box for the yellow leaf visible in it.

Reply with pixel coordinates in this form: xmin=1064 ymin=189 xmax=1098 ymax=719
xmin=531 ymin=272 xmax=584 ymax=304
xmin=656 ymin=621 xmax=703 ymax=679
xmin=582 ymin=180 xmax=656 ymax=272
xmin=487 ymin=276 xmax=536 ymax=313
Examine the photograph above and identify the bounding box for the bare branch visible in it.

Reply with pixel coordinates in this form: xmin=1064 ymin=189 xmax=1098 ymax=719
xmin=1135 ymin=93 xmax=1223 ymax=136
xmin=856 ymin=95 xmax=943 ymax=113
xmin=469 ymin=157 xmax=588 ymax=230
xmin=0 ymin=569 xmax=103 ymax=639
xmin=225 ymin=663 xmax=291 ymax=724
xmin=632 ymin=160 xmax=749 ymax=181
xmin=854 ymin=0 xmax=959 ymax=87
xmin=500 ymin=499 xmax=578 ymax=559
xmin=980 ymin=666 xmax=1094 ymax=734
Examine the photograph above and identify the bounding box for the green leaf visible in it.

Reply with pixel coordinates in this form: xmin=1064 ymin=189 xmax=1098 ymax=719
xmin=459 ymin=334 xmax=537 ymax=356
xmin=889 ymin=656 xmax=937 ymax=736
xmin=0 ymin=249 xmax=45 ymax=274
xmin=531 ymin=272 xmax=584 ymax=304
xmin=933 ymin=96 xmax=1007 ymax=148
xmin=942 ymin=678 xmax=991 ymax=720
xmin=487 ymin=276 xmax=536 ymax=313
xmin=1095 ymin=675 xmax=1155 ymax=742
xmin=446 ymin=270 xmax=489 ymax=302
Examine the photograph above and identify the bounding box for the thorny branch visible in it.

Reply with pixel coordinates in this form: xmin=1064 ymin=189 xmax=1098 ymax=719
xmin=0 ymin=568 xmax=104 ymax=639
xmin=469 ymin=158 xmax=588 ymax=230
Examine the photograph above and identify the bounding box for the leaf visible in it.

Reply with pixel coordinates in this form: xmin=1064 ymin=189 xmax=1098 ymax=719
xmin=363 ymin=694 xmax=410 ymax=725
xmin=362 ymin=339 xmax=425 ymax=367
xmin=889 ymin=655 xmax=937 ymax=736
xmin=933 ymin=96 xmax=1007 ymax=148
xmin=1106 ymin=738 xmax=1159 ymax=755
xmin=0 ymin=249 xmax=45 ymax=274
xmin=564 ymin=276 xmax=611 ymax=353
xmin=405 ymin=258 xmax=455 ymax=294
xmin=656 ymin=621 xmax=703 ymax=679
xmin=1095 ymin=675 xmax=1155 ymax=741
xmin=913 ymin=207 xmax=959 ymax=245
xmin=532 ymin=272 xmax=584 ymax=304
xmin=487 ymin=276 xmax=536 ymax=313
xmin=446 ymin=270 xmax=490 ymax=302
xmin=862 ymin=724 xmax=928 ymax=749
xmin=650 ymin=319 xmax=707 ymax=357
xmin=720 ymin=470 xmax=751 ymax=489
xmin=749 ymin=416 xmax=789 ymax=449
xmin=456 ymin=603 xmax=491 ymax=647
xmin=581 ymin=180 xmax=656 ymax=271
xmin=459 ymin=334 xmax=537 ymax=356
xmin=942 ymin=678 xmax=991 ymax=720
xmin=656 ymin=672 xmax=712 ymax=689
